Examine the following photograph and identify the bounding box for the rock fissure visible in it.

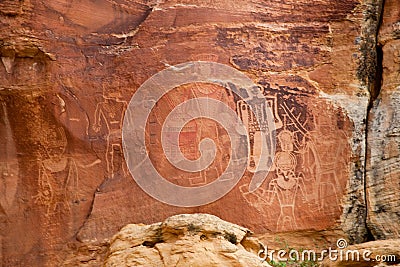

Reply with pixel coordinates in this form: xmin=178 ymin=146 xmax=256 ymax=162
xmin=363 ymin=0 xmax=385 ymax=242
xmin=154 ymin=244 xmax=167 ymax=266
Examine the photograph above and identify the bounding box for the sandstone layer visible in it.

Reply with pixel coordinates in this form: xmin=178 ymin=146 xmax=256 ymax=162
xmin=366 ymin=0 xmax=400 ymax=240
xmin=104 ymin=213 xmax=271 ymax=267
xmin=0 ymin=0 xmax=395 ymax=266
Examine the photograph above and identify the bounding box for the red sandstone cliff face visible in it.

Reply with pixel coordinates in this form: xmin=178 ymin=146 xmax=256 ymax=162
xmin=0 ymin=0 xmax=396 ymax=266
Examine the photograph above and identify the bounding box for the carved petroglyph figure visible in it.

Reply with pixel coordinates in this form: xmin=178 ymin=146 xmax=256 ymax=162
xmin=272 ymin=129 xmax=309 ymax=230
xmin=236 ymin=85 xmax=282 ymax=173
xmin=33 ymin=127 xmax=79 ymax=216
xmin=0 ymin=162 xmax=18 ymax=213
xmin=188 ymin=83 xmax=233 ymax=185
xmin=241 ymin=129 xmax=309 ymax=231
xmin=0 ymin=102 xmax=19 ymax=214
xmin=158 ymin=83 xmax=235 ymax=186
xmin=300 ymin=114 xmax=349 ymax=214
xmin=240 ymin=92 xmax=350 ymax=230
xmin=93 ymin=88 xmax=127 ymax=178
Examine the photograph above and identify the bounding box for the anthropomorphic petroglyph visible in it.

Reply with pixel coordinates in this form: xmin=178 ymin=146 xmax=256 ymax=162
xmin=93 ymin=88 xmax=127 ymax=178
xmin=236 ymin=85 xmax=282 ymax=173
xmin=0 ymin=102 xmax=19 ymax=214
xmin=299 ymin=113 xmax=350 ymax=214
xmin=240 ymin=88 xmax=351 ymax=230
xmin=33 ymin=127 xmax=79 ymax=216
xmin=241 ymin=128 xmax=309 ymax=231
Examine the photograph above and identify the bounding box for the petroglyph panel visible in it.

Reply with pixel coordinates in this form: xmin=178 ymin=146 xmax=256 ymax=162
xmin=0 ymin=0 xmax=370 ymax=265
xmin=146 ymin=83 xmax=234 ymax=187
xmin=240 ymin=90 xmax=352 ymax=231
xmin=144 ymin=79 xmax=352 ymax=231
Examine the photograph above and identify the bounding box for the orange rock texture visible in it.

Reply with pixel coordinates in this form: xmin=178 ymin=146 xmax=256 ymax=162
xmin=0 ymin=0 xmax=397 ymax=266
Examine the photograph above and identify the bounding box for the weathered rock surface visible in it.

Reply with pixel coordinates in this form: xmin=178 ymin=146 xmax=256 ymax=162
xmin=366 ymin=0 xmax=400 ymax=240
xmin=0 ymin=0 xmax=396 ymax=266
xmin=321 ymin=239 xmax=400 ymax=267
xmin=104 ymin=213 xmax=271 ymax=267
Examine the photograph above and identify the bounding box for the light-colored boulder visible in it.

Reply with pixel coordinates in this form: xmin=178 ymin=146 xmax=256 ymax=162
xmin=104 ymin=214 xmax=271 ymax=267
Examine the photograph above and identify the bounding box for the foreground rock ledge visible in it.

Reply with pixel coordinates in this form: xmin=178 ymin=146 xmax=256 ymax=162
xmin=104 ymin=213 xmax=271 ymax=267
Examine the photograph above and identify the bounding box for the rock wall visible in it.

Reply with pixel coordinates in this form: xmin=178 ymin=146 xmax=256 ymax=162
xmin=0 ymin=0 xmax=397 ymax=266
xmin=366 ymin=0 xmax=400 ymax=240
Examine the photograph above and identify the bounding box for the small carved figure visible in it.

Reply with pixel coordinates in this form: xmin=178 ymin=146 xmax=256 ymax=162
xmin=33 ymin=127 xmax=79 ymax=216
xmin=93 ymin=87 xmax=127 ymax=178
